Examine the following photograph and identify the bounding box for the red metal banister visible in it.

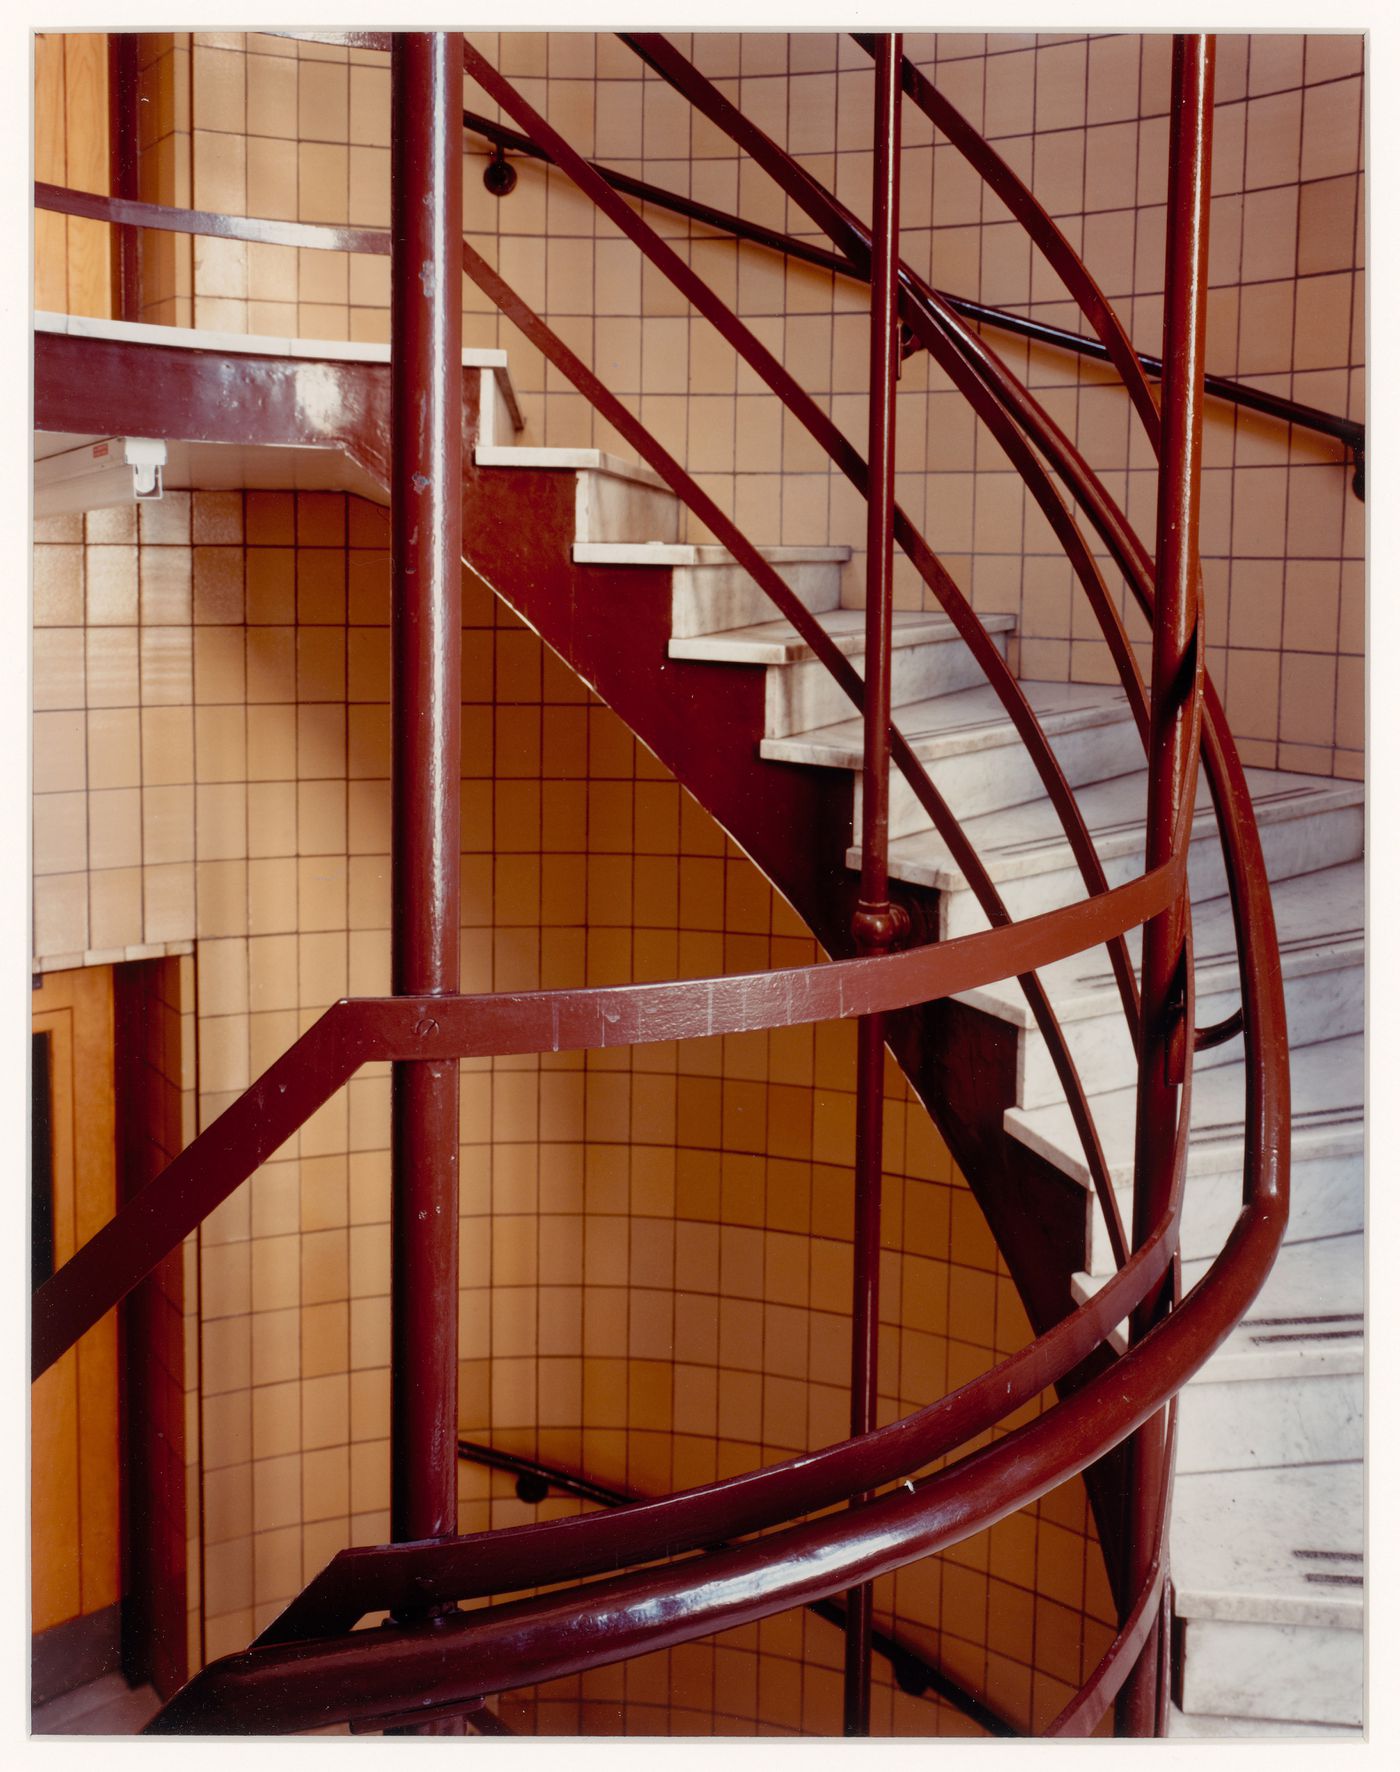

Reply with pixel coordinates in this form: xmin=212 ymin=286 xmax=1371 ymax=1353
xmin=456 ymin=35 xmax=1133 ymax=1270
xmin=33 ymin=853 xmax=1179 ymax=1384
xmin=30 ymin=29 xmax=1295 ymax=1739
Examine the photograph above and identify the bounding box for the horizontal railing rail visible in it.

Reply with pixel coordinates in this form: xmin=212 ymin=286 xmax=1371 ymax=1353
xmin=454 ymin=94 xmax=1362 ymax=494
xmin=33 ymin=852 xmax=1179 ymax=1383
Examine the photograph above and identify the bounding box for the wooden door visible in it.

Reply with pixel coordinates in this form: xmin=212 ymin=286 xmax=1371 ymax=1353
xmin=31 ymin=965 xmax=120 ymax=1640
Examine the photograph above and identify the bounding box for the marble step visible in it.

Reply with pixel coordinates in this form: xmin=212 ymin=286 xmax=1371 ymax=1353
xmin=475 ymin=445 xmax=681 ymax=544
xmin=1072 ymin=1232 xmax=1363 ymax=1469
xmin=1172 ymin=1462 xmax=1362 ymax=1727
xmin=1167 ymin=1704 xmax=1362 ymax=1739
xmin=674 ymin=609 xmax=1014 ymax=739
xmin=767 ymin=678 xmax=1136 ymax=831
xmin=1174 ymin=1233 xmax=1363 ymax=1473
xmin=872 ymin=767 xmax=1364 ymax=940
xmin=574 ymin=541 xmax=850 ymax=638
xmin=1003 ymin=1031 xmax=1363 ymax=1273
xmin=987 ymin=862 xmax=1364 ymax=1110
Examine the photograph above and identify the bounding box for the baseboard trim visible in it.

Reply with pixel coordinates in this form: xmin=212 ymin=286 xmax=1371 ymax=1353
xmin=32 ymin=1603 xmax=122 ymax=1708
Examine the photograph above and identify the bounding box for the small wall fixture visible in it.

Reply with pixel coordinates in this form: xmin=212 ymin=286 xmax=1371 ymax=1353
xmin=35 ymin=436 xmax=166 ymax=518
xmin=483 ymin=146 xmax=517 ymax=197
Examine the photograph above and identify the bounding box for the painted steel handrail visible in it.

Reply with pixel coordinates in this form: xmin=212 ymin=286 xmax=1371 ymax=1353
xmin=454 ymin=35 xmax=1133 ymax=1273
xmin=29 ymin=29 xmax=1290 ymax=1740
xmin=448 ymin=103 xmax=1363 ymax=493
xmin=453 ymin=1436 xmax=1021 ymax=1736
xmin=32 ymin=856 xmax=1177 ymax=1383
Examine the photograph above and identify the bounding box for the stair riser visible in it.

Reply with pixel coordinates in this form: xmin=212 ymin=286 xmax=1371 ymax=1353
xmin=1178 ymin=1619 xmax=1361 ymax=1726
xmin=1014 ymin=956 xmax=1363 ymax=1110
xmin=937 ymin=803 xmax=1364 ymax=938
xmin=874 ymin=716 xmax=1135 ymax=841
xmin=766 ymin=631 xmax=1005 ymax=740
xmin=1175 ymin=1371 xmax=1363 ymax=1474
xmin=576 ymin=471 xmax=680 ymax=545
xmin=669 ymin=563 xmax=844 ymax=639
xmin=1085 ymin=1151 xmax=1361 ymax=1275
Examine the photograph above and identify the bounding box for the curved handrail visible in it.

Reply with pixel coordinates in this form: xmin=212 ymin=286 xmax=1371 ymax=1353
xmin=31 ymin=29 xmax=1294 ymax=1740
xmin=453 ymin=1437 xmax=1021 ymax=1737
xmin=32 ymin=850 xmax=1178 ymax=1382
xmin=149 ymin=1088 xmax=1285 ymax=1736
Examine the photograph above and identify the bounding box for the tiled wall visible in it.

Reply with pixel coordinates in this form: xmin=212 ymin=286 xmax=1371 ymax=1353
xmin=154 ymin=29 xmax=1361 ymax=777
xmin=30 ymin=489 xmax=1113 ymax=1729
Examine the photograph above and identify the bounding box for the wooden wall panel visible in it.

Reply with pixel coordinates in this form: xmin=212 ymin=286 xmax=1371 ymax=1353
xmin=31 ymin=966 xmax=120 ymax=1637
xmin=33 ymin=32 xmax=112 ymax=318
xmin=33 ymin=33 xmax=67 ymax=313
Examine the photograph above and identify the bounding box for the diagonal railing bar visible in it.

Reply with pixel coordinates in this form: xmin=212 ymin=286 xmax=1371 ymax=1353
xmin=460 ymin=35 xmax=1131 ymax=1271
xmin=35 ymin=180 xmax=390 ymax=256
xmin=623 ymin=32 xmax=1149 ymax=1032
xmin=262 ymin=30 xmax=1362 ymax=471
xmin=33 ymin=852 xmax=1178 ymax=1385
xmin=447 ymin=102 xmax=1363 ymax=485
xmin=453 ymin=1436 xmax=1021 ymax=1737
xmin=455 ymin=226 xmax=1131 ymax=1275
xmin=1044 ymin=1402 xmax=1178 ymax=1736
xmin=616 ymin=48 xmax=1154 ymax=1163
xmin=850 ymin=35 xmax=1163 ymax=447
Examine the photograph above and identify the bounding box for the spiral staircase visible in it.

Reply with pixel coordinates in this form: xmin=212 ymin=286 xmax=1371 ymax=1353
xmin=31 ymin=29 xmax=1364 ymax=1737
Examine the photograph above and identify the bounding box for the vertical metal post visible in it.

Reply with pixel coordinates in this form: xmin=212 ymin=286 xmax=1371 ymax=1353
xmin=389 ymin=30 xmax=464 ymax=1573
xmin=843 ymin=30 xmax=904 ymax=1739
xmin=1118 ymin=33 xmax=1214 ymax=1737
xmin=107 ymin=31 xmax=141 ymax=320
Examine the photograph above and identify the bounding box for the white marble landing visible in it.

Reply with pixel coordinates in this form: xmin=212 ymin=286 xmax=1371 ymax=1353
xmin=36 ymin=310 xmax=524 ymax=429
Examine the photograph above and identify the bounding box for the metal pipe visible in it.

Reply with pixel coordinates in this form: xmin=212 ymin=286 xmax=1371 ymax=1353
xmin=388 ymin=27 xmax=464 ymax=1600
xmin=844 ymin=32 xmax=904 ymax=1739
xmin=464 ymin=85 xmax=1364 ymax=464
xmin=106 ymin=33 xmax=141 ymax=320
xmin=1118 ymin=34 xmax=1215 ymax=1737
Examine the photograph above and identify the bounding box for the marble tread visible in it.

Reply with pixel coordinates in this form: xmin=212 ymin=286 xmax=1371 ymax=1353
xmin=1171 ymin=1461 xmax=1363 ymax=1632
xmin=668 ymin=605 xmax=1000 ymax=665
xmin=872 ymin=765 xmax=1363 ymax=896
xmin=952 ymin=858 xmax=1363 ymax=1030
xmin=573 ymin=541 xmax=851 ymax=567
xmin=1179 ymin=1230 xmax=1363 ymax=1384
xmin=762 ymin=674 xmax=1126 ymax=771
xmin=475 ymin=443 xmax=668 ymax=488
xmin=1004 ymin=1029 xmax=1362 ymax=1189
